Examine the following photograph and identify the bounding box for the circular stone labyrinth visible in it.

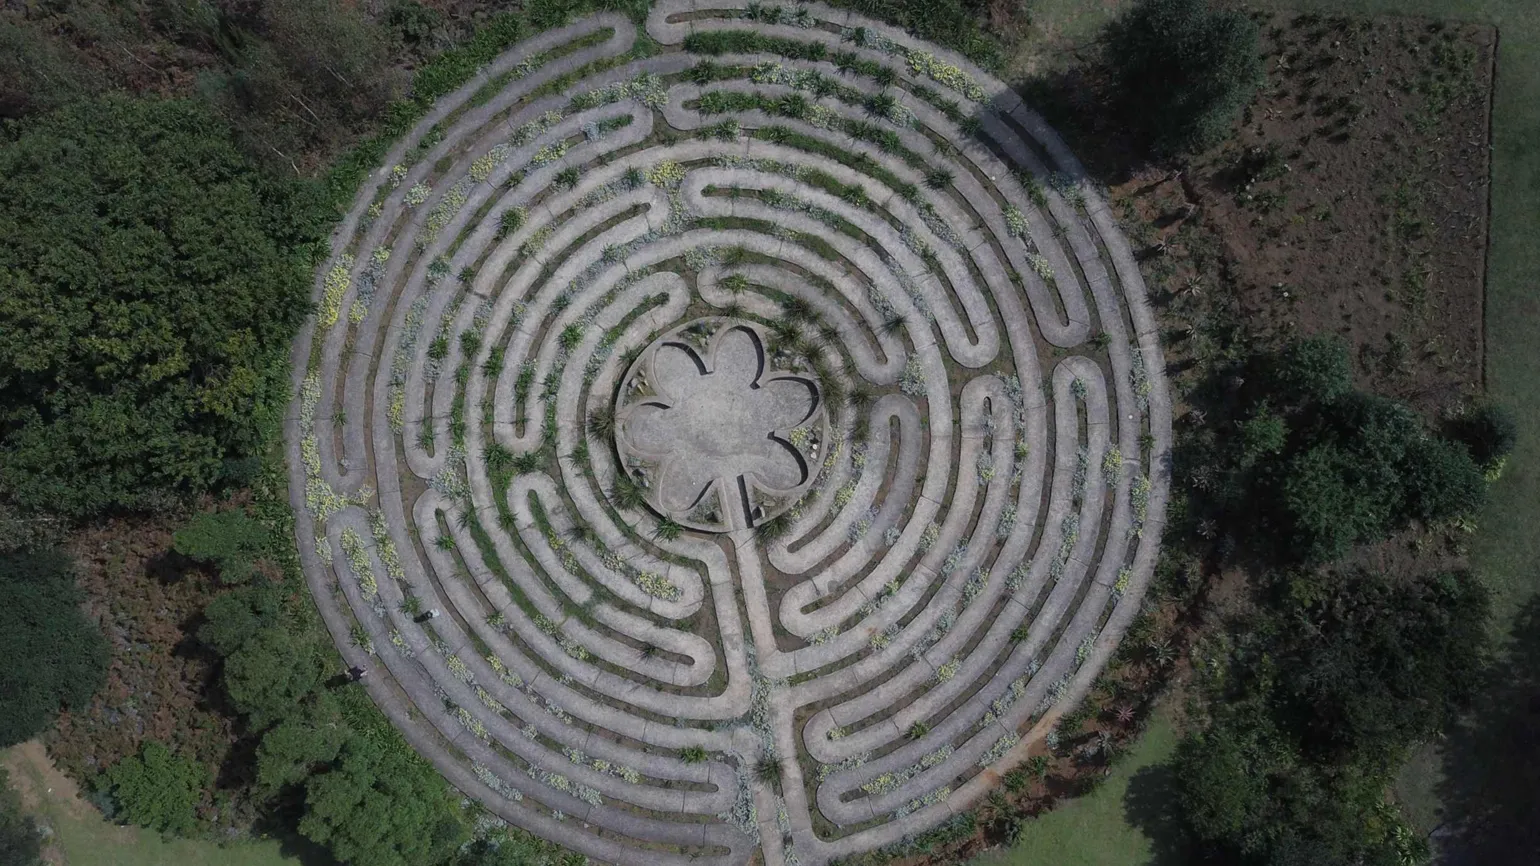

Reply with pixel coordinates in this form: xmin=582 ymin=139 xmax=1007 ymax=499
xmin=284 ymin=3 xmax=1171 ymax=865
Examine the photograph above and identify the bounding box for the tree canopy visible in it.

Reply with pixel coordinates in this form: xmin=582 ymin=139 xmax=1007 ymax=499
xmin=0 ymin=94 xmax=326 ymax=517
xmin=223 ymin=625 xmax=328 ymax=730
xmin=197 ymin=582 xmax=282 ymax=656
xmin=1172 ymin=568 xmax=1491 ymax=865
xmin=300 ymin=735 xmax=466 ymax=866
xmin=1104 ymin=0 xmax=1263 ymax=154
xmin=1180 ymin=336 xmax=1493 ymax=562
xmin=0 ymin=549 xmax=108 ymax=747
xmin=254 ymin=693 xmax=349 ymax=797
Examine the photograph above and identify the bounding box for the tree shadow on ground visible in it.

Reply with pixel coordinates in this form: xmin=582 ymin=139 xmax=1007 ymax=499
xmin=1435 ymin=593 xmax=1540 ymax=865
xmin=251 ymin=803 xmax=339 ymax=866
xmin=1123 ymin=761 xmax=1193 ymax=866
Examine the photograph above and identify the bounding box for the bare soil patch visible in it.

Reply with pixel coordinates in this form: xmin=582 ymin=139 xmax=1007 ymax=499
xmin=1133 ymin=12 xmax=1493 ymax=413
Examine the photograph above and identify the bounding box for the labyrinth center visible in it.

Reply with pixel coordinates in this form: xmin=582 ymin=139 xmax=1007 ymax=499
xmin=285 ymin=3 xmax=1171 ymax=865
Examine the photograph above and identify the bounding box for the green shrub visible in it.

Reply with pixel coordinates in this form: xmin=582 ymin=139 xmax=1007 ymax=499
xmin=1239 ymin=405 xmax=1287 ymax=462
xmin=198 ymin=583 xmax=282 ymax=656
xmin=0 ymin=549 xmax=108 ymax=748
xmin=300 ymin=735 xmax=466 ymax=866
xmin=100 ymin=741 xmax=208 ymax=836
xmin=1400 ymin=435 xmax=1486 ymax=522
xmin=385 ymin=0 xmax=446 ymax=57
xmin=1282 ymin=443 xmax=1390 ymax=562
xmin=829 ymin=0 xmax=1001 ymax=68
xmin=1278 ymin=393 xmax=1487 ymax=558
xmin=255 ymin=693 xmax=349 ymax=796
xmin=173 ymin=509 xmax=271 ymax=583
xmin=1104 ymin=0 xmax=1262 ymax=155
xmin=223 ymin=626 xmax=328 ymax=730
xmin=451 ymin=830 xmax=578 ymax=866
xmin=1450 ymin=403 xmax=1517 ymax=473
xmin=1272 ymin=336 xmax=1354 ymax=405
xmin=1186 ymin=337 xmax=1489 ymax=562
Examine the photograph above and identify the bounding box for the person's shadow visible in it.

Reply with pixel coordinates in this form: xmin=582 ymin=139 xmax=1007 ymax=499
xmin=1123 ymin=761 xmax=1191 ymax=865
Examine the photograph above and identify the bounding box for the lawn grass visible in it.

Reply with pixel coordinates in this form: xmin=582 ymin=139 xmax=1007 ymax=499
xmin=46 ymin=816 xmax=304 ymax=866
xmin=3 ymin=743 xmax=314 ymax=866
xmin=968 ymin=708 xmax=1182 ymax=866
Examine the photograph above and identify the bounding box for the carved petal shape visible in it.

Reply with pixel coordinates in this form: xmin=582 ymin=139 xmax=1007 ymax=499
xmin=615 ymin=320 xmax=825 ymax=529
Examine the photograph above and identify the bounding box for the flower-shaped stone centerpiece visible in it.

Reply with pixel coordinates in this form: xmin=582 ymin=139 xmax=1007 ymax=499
xmin=615 ymin=319 xmax=826 ymax=532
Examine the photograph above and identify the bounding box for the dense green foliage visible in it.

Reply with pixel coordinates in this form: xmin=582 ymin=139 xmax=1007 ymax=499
xmin=100 ymin=740 xmax=209 ymax=836
xmin=1449 ymin=402 xmax=1517 ymax=474
xmin=827 ymin=0 xmax=999 ymax=67
xmin=0 ymin=767 xmax=42 ymax=866
xmin=1173 ymin=569 xmax=1491 ymax=864
xmin=300 ymin=736 xmax=466 ymax=866
xmin=186 ymin=479 xmax=474 ymax=863
xmin=253 ymin=694 xmax=349 ymax=796
xmin=0 ymin=95 xmax=326 ymax=517
xmin=174 ymin=510 xmax=272 ymax=584
xmin=450 ymin=834 xmax=588 ymax=866
xmin=1168 ymin=336 xmax=1507 ymax=864
xmin=198 ymin=582 xmax=283 ymax=656
xmin=223 ymin=625 xmax=329 ymax=731
xmin=1104 ymin=0 xmax=1262 ymax=154
xmin=1181 ymin=337 xmax=1493 ymax=562
xmin=0 ymin=550 xmax=108 ymax=747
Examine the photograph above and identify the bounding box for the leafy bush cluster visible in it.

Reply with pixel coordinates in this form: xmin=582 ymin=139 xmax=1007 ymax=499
xmin=827 ymin=0 xmax=1001 ymax=68
xmin=98 ymin=740 xmax=209 ymax=836
xmin=175 ymin=524 xmax=467 ymax=864
xmin=173 ymin=509 xmax=272 ymax=584
xmin=1180 ymin=337 xmax=1492 ymax=563
xmin=1168 ymin=336 xmax=1512 ymax=865
xmin=1175 ymin=568 xmax=1490 ymax=866
xmin=1105 ymin=0 xmax=1263 ymax=155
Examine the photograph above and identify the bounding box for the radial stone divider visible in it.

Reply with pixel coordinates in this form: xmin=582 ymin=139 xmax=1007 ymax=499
xmin=283 ymin=3 xmax=1172 ymax=864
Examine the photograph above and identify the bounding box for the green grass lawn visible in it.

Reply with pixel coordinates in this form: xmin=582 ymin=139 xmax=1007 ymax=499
xmin=45 ymin=817 xmax=303 ymax=866
xmin=4 ymin=744 xmax=312 ymax=866
xmin=969 ymin=709 xmax=1182 ymax=866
